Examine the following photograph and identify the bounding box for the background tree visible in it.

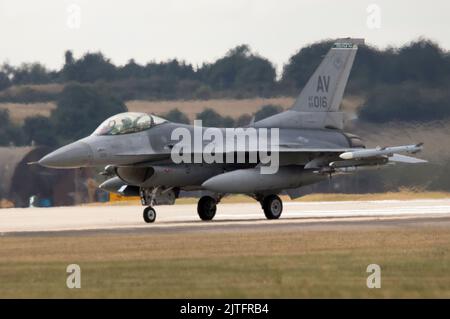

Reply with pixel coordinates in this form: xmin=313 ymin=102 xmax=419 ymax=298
xmin=10 ymin=63 xmax=52 ymax=85
xmin=193 ymin=84 xmax=212 ymax=100
xmin=22 ymin=115 xmax=58 ymax=146
xmin=1 ymin=38 xmax=450 ymax=120
xmin=51 ymin=84 xmax=127 ymax=141
xmin=0 ymin=109 xmax=25 ymax=146
xmin=394 ymin=39 xmax=450 ymax=85
xmin=203 ymin=45 xmax=276 ymax=96
xmin=196 ymin=108 xmax=234 ymax=127
xmin=141 ymin=59 xmax=196 ymax=80
xmin=254 ymin=104 xmax=283 ymax=121
xmin=119 ymin=59 xmax=145 ymax=79
xmin=358 ymin=83 xmax=450 ymax=122
xmin=281 ymin=41 xmax=333 ymax=93
xmin=62 ymin=52 xmax=117 ymax=82
xmin=64 ymin=50 xmax=75 ymax=66
xmin=235 ymin=113 xmax=252 ymax=127
xmin=162 ymin=108 xmax=190 ymax=124
xmin=0 ymin=71 xmax=11 ymax=91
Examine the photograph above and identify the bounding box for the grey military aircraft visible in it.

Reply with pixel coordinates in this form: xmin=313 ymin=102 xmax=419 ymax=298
xmin=39 ymin=38 xmax=427 ymax=223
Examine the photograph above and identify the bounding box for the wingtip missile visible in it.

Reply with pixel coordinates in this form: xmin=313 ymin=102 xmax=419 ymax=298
xmin=340 ymin=143 xmax=425 ymax=160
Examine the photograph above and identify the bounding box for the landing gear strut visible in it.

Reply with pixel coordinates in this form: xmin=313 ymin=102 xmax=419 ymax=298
xmin=197 ymin=196 xmax=217 ymax=221
xmin=140 ymin=187 xmax=159 ymax=223
xmin=261 ymin=194 xmax=283 ymax=220
xmin=143 ymin=206 xmax=156 ymax=223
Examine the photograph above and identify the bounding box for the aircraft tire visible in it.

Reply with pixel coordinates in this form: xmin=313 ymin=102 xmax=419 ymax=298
xmin=263 ymin=195 xmax=283 ymax=220
xmin=143 ymin=206 xmax=156 ymax=223
xmin=197 ymin=196 xmax=217 ymax=221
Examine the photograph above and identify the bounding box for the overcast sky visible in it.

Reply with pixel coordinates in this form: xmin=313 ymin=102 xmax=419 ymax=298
xmin=1 ymin=0 xmax=449 ymax=74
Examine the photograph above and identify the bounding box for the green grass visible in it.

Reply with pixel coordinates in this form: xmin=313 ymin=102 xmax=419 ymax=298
xmin=0 ymin=227 xmax=449 ymax=298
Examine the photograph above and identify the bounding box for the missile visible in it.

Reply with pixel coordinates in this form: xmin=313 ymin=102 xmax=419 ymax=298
xmin=339 ymin=143 xmax=423 ymax=160
xmin=202 ymin=166 xmax=325 ymax=193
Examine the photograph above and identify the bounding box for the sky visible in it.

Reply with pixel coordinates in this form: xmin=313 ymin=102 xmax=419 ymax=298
xmin=1 ymin=0 xmax=449 ymax=75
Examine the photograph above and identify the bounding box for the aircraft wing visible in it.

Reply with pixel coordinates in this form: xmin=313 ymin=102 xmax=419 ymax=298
xmin=296 ymin=143 xmax=427 ymax=172
xmin=276 ymin=143 xmax=427 ymax=164
xmin=111 ymin=143 xmax=427 ymax=169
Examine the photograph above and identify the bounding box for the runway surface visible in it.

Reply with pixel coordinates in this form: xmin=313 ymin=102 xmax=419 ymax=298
xmin=1 ymin=198 xmax=450 ymax=236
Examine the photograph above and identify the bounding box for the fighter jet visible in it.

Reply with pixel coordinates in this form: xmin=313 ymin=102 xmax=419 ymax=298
xmin=39 ymin=38 xmax=427 ymax=223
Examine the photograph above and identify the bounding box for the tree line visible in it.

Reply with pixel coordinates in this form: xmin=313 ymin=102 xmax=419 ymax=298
xmin=0 ymin=83 xmax=284 ymax=147
xmin=1 ymin=38 xmax=450 ymax=123
xmin=0 ymin=44 xmax=276 ymax=100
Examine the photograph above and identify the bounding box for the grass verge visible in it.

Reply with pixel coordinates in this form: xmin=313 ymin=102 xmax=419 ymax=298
xmin=0 ymin=225 xmax=449 ymax=298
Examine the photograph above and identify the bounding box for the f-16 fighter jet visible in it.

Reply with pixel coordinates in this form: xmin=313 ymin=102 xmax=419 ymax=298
xmin=39 ymin=38 xmax=427 ymax=223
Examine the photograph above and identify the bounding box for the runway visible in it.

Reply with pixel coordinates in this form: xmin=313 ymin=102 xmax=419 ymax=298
xmin=1 ymin=198 xmax=450 ymax=236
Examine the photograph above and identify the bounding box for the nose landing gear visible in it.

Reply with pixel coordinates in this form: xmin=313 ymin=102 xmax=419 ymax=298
xmin=140 ymin=187 xmax=159 ymax=223
xmin=143 ymin=206 xmax=156 ymax=223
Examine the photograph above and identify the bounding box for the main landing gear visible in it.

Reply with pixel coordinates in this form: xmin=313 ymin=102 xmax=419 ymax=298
xmin=258 ymin=194 xmax=283 ymax=220
xmin=197 ymin=195 xmax=218 ymax=221
xmin=140 ymin=188 xmax=282 ymax=223
xmin=196 ymin=194 xmax=282 ymax=221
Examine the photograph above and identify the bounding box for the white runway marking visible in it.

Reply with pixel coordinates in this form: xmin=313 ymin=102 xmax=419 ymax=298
xmin=1 ymin=199 xmax=450 ymax=234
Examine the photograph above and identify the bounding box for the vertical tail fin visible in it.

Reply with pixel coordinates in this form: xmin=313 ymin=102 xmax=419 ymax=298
xmin=254 ymin=38 xmax=364 ymax=130
xmin=291 ymin=38 xmax=364 ymax=112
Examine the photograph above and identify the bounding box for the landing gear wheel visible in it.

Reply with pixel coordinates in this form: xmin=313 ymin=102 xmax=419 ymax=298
xmin=197 ymin=196 xmax=217 ymax=221
xmin=263 ymin=195 xmax=283 ymax=220
xmin=143 ymin=206 xmax=156 ymax=223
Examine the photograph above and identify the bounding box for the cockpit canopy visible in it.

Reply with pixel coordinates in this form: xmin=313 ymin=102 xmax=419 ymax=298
xmin=93 ymin=112 xmax=167 ymax=136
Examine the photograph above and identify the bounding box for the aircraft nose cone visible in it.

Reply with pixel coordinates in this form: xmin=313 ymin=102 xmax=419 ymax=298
xmin=39 ymin=141 xmax=93 ymax=168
